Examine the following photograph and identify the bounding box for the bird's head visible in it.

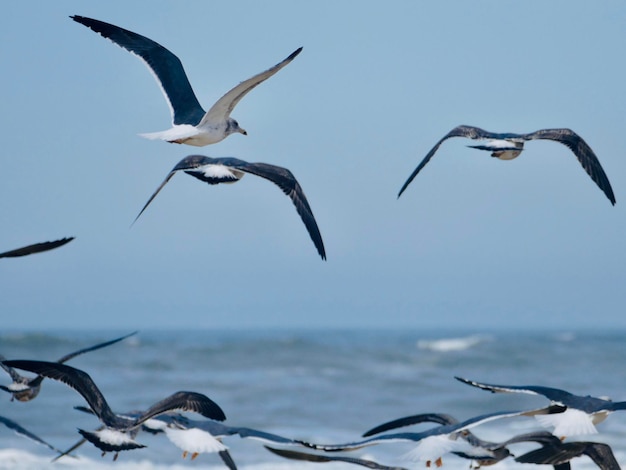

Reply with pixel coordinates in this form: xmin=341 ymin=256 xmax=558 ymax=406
xmin=227 ymin=118 xmax=247 ymax=136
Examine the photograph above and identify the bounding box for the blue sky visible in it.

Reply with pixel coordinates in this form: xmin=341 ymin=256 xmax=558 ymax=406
xmin=1 ymin=1 xmax=625 ymax=330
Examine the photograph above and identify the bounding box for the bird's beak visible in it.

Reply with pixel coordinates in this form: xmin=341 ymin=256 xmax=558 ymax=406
xmin=239 ymin=128 xmax=248 ymax=136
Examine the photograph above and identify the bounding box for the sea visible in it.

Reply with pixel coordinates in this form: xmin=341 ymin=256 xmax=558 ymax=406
xmin=0 ymin=328 xmax=625 ymax=470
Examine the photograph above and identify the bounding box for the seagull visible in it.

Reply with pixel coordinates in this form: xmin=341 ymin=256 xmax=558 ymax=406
xmin=361 ymin=412 xmax=569 ymax=468
xmin=296 ymin=409 xmax=559 ymax=468
xmin=456 ymin=376 xmax=626 ymax=437
xmin=265 ymin=446 xmax=410 ymax=470
xmin=160 ymin=414 xmax=311 ymax=469
xmin=0 ymin=331 xmax=136 ymax=402
xmin=63 ymin=405 xmax=309 ymax=469
xmin=0 ymin=237 xmax=74 ymax=259
xmin=133 ymin=155 xmax=326 ymax=260
xmin=1 ymin=360 xmax=226 ymax=460
xmin=71 ymin=15 xmax=302 ymax=146
xmin=512 ymin=433 xmax=620 ymax=470
xmin=397 ymin=125 xmax=616 ymax=205
xmin=0 ymin=414 xmax=65 ymax=456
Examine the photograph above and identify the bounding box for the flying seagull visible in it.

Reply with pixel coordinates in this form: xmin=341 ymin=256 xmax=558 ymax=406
xmin=455 ymin=376 xmax=626 ymax=437
xmin=1 ymin=360 xmax=226 ymax=460
xmin=296 ymin=409 xmax=559 ymax=468
xmin=397 ymin=125 xmax=616 ymax=205
xmin=265 ymin=446 xmax=410 ymax=470
xmin=0 ymin=414 xmax=65 ymax=456
xmin=71 ymin=15 xmax=302 ymax=146
xmin=512 ymin=432 xmax=620 ymax=470
xmin=0 ymin=237 xmax=74 ymax=259
xmin=361 ymin=412 xmax=569 ymax=468
xmin=64 ymin=405 xmax=308 ymax=469
xmin=0 ymin=331 xmax=136 ymax=402
xmin=133 ymin=155 xmax=326 ymax=260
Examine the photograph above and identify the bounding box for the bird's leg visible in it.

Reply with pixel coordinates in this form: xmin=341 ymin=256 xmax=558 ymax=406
xmin=426 ymin=460 xmax=432 ymax=467
xmin=435 ymin=457 xmax=443 ymax=467
xmin=182 ymin=450 xmax=188 ymax=459
xmin=113 ymin=452 xmax=119 ymax=462
xmin=191 ymin=452 xmax=199 ymax=460
xmin=101 ymin=452 xmax=106 ymax=458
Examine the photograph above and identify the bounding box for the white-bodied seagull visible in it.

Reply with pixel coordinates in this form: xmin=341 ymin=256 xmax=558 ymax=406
xmin=456 ymin=376 xmax=626 ymax=437
xmin=398 ymin=125 xmax=615 ymax=205
xmin=296 ymin=409 xmax=558 ymax=468
xmin=71 ymin=15 xmax=301 ymax=146
xmin=133 ymin=155 xmax=326 ymax=260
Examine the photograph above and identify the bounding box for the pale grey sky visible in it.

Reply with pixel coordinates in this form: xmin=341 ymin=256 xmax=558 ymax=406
xmin=1 ymin=1 xmax=625 ymax=329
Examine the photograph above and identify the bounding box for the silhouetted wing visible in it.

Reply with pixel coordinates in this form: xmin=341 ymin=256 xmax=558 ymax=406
xmin=524 ymin=129 xmax=615 ymax=205
xmin=2 ymin=360 xmax=120 ymax=427
xmin=219 ymin=449 xmax=237 ymax=470
xmin=500 ymin=430 xmax=562 ymax=447
xmin=363 ymin=413 xmax=458 ymax=437
xmin=455 ymin=376 xmax=575 ymax=403
xmin=138 ymin=391 xmax=226 ymax=425
xmin=133 ymin=170 xmax=179 ymax=224
xmin=232 ymin=159 xmax=326 ymax=260
xmin=299 ymin=410 xmax=530 ymax=452
xmin=71 ymin=15 xmax=205 ymax=126
xmin=0 ymin=237 xmax=74 ymax=259
xmin=516 ymin=441 xmax=620 ymax=470
xmin=265 ymin=446 xmax=409 ymax=470
xmin=201 ymin=47 xmax=302 ymax=126
xmin=398 ymin=125 xmax=497 ymax=197
xmin=584 ymin=442 xmax=621 ymax=470
xmin=57 ymin=331 xmax=137 ymax=363
xmin=0 ymin=415 xmax=63 ymax=454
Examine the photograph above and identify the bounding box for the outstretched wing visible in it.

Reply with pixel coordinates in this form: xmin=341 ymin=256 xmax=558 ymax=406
xmin=363 ymin=413 xmax=458 ymax=437
xmin=455 ymin=376 xmax=575 ymax=404
xmin=71 ymin=15 xmax=205 ymax=126
xmin=265 ymin=446 xmax=410 ymax=470
xmin=228 ymin=159 xmax=326 ymax=260
xmin=201 ymin=47 xmax=302 ymax=126
xmin=0 ymin=415 xmax=64 ymax=454
xmin=0 ymin=237 xmax=74 ymax=259
xmin=57 ymin=331 xmax=137 ymax=364
xmin=2 ymin=360 xmax=120 ymax=427
xmin=138 ymin=391 xmax=226 ymax=426
xmin=398 ymin=125 xmax=497 ymax=197
xmin=524 ymin=129 xmax=615 ymax=205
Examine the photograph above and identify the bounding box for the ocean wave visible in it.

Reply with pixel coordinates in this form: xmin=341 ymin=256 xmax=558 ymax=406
xmin=416 ymin=335 xmax=491 ymax=352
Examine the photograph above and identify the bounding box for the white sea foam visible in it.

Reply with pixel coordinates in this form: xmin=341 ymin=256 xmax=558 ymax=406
xmin=416 ymin=335 xmax=491 ymax=352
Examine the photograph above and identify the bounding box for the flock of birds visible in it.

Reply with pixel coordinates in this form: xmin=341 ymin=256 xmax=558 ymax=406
xmin=1 ymin=13 xmax=617 ymax=262
xmin=1 ymin=12 xmax=620 ymax=470
xmin=0 ymin=332 xmax=625 ymax=469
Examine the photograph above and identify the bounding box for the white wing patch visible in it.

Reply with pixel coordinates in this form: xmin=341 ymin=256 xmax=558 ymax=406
xmin=202 ymin=165 xmax=244 ymax=182
xmin=95 ymin=429 xmax=138 ymax=446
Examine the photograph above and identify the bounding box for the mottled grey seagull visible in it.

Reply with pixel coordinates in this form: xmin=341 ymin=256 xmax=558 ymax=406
xmin=0 ymin=331 xmax=136 ymax=402
xmin=0 ymin=237 xmax=74 ymax=259
xmin=456 ymin=376 xmax=626 ymax=437
xmin=133 ymin=155 xmax=326 ymax=260
xmin=71 ymin=15 xmax=301 ymax=146
xmin=1 ymin=360 xmax=226 ymax=460
xmin=398 ymin=125 xmax=615 ymax=205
